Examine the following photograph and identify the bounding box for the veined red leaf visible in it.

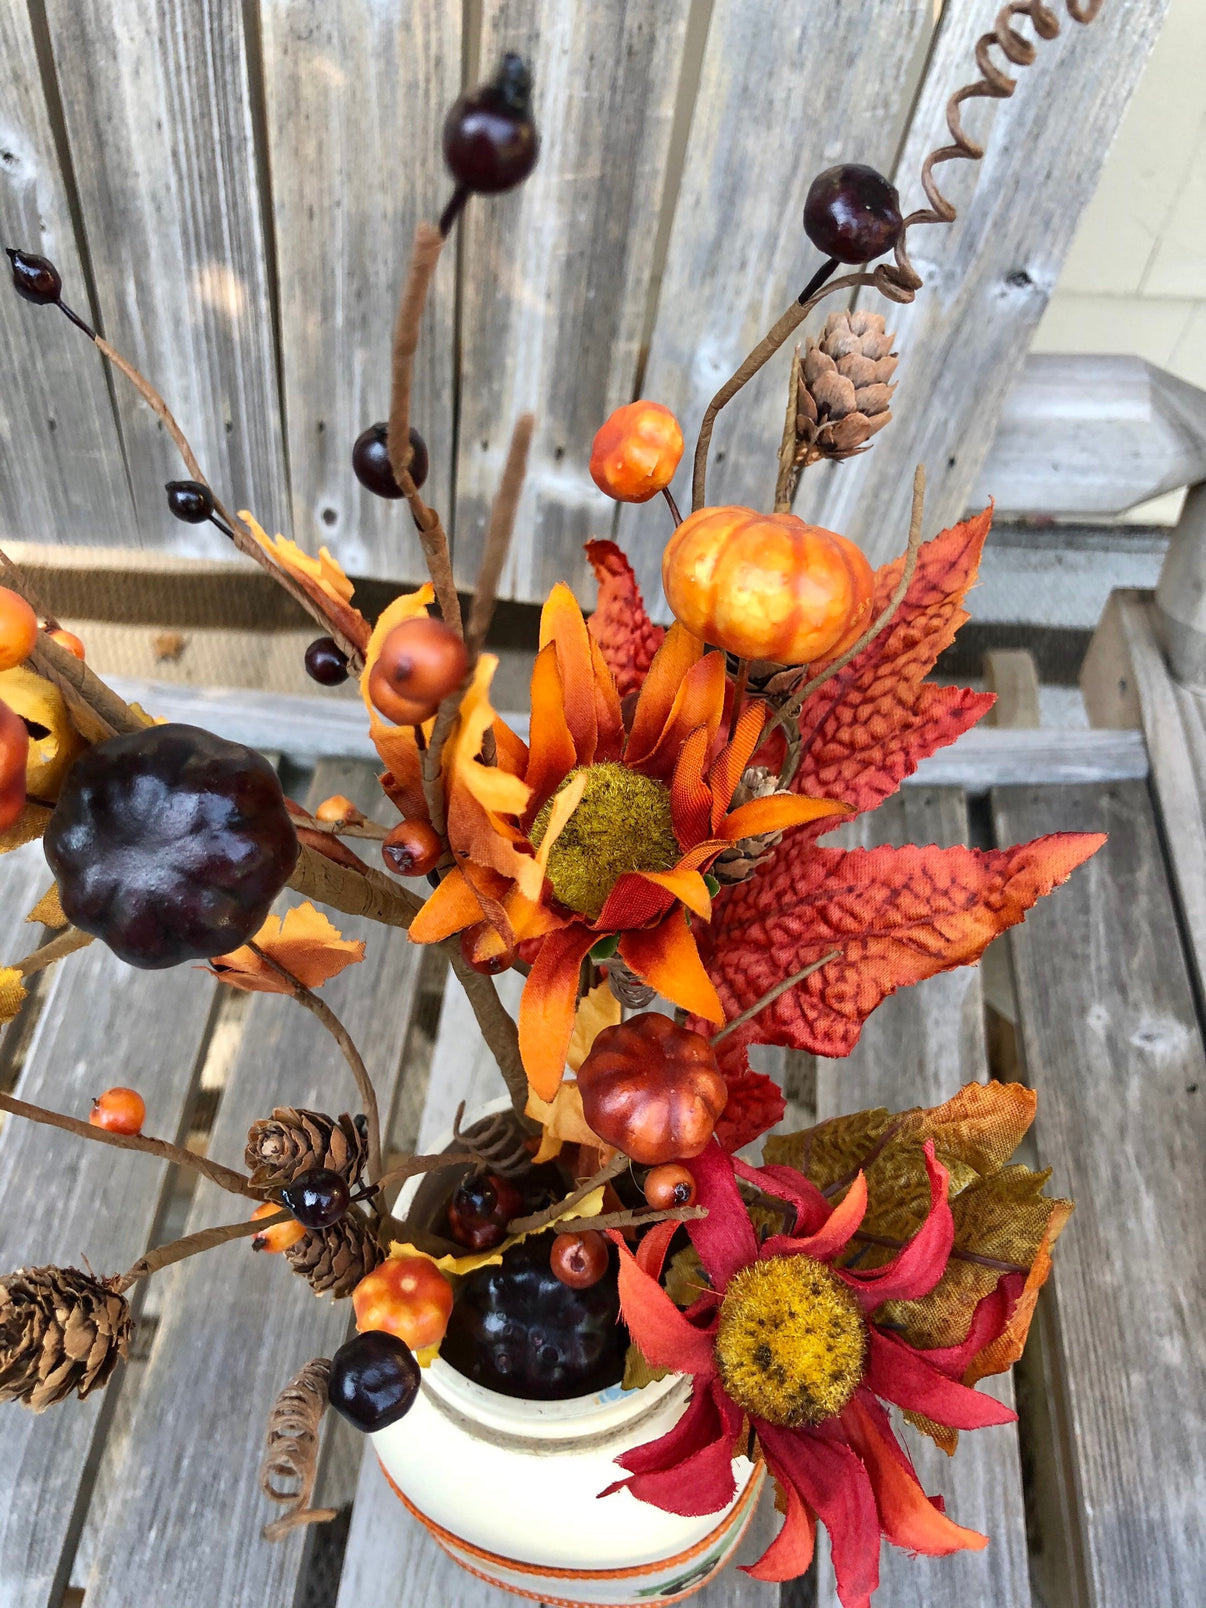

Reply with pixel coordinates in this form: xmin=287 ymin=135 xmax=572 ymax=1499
xmin=585 ymin=539 xmax=665 ymax=698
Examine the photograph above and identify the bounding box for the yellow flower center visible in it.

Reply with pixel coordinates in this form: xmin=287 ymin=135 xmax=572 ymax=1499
xmin=530 ymin=763 xmax=680 ymax=921
xmin=714 ymin=1254 xmax=866 ymax=1427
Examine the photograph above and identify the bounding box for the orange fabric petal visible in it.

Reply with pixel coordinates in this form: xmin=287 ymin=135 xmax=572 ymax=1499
xmin=709 ymin=701 xmax=769 ymax=830
xmin=503 ymin=884 xmax=567 ymax=942
xmin=492 ymin=716 xmax=529 ymax=777
xmin=518 ymin=924 xmax=598 ymax=1100
xmin=589 ymin=636 xmax=625 ymax=762
xmin=447 ymin=654 xmax=531 ymax=818
xmin=540 ymin=583 xmax=598 ymax=764
xmin=620 ymin=910 xmax=724 ymax=1023
xmin=637 ymin=653 xmax=727 ymax=782
xmin=525 ymin=642 xmax=578 ymax=813
xmin=721 ymin=793 xmax=849 ymax=841
xmin=534 ymin=770 xmax=588 ymax=874
xmin=671 ymin=725 xmax=714 ymax=847
xmin=408 ymin=870 xmax=484 ymax=944
xmin=626 ymin=623 xmax=704 ymax=765
xmin=843 ymin=1396 xmax=988 ymax=1556
xmin=639 ymin=867 xmax=713 ymax=921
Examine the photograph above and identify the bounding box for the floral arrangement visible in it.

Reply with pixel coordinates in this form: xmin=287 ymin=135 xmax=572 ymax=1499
xmin=0 ymin=6 xmax=1105 ymax=1605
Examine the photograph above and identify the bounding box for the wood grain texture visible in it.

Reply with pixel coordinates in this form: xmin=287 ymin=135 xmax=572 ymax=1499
xmin=799 ymin=0 xmax=1170 ymax=565
xmin=0 ymin=0 xmax=135 ymax=549
xmin=0 ymin=900 xmax=220 ymax=1608
xmin=41 ymin=0 xmax=289 ymax=554
xmin=813 ymin=788 xmax=1030 ymax=1608
xmin=993 ymin=780 xmax=1206 ymax=1608
xmin=0 ymin=840 xmax=59 ymax=966
xmin=452 ymin=0 xmax=691 ymax=604
xmin=616 ymin=0 xmax=932 ymax=614
xmin=260 ymin=0 xmax=461 ymax=580
xmin=82 ymin=762 xmax=423 ymax=1608
xmin=1154 ymin=479 xmax=1206 ymax=685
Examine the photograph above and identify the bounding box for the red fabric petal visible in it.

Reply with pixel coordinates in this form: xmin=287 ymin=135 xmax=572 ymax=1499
xmin=843 ymin=1393 xmax=988 ymax=1556
xmin=731 ymin=1156 xmax=831 ymax=1236
xmin=864 ymin=1328 xmax=1017 ymax=1429
xmin=841 ymin=1142 xmax=953 ymax=1310
xmin=609 ymin=1232 xmax=718 ymax=1376
xmin=684 ymin=1141 xmax=759 ymax=1292
xmin=635 ymin=1217 xmax=681 ymax=1283
xmin=610 ymin=1377 xmax=743 ymax=1517
xmin=756 ymin=1424 xmax=880 ymax=1606
xmin=612 ymin=1376 xmax=724 ymax=1479
xmin=742 ymin=1459 xmax=816 ymax=1583
xmin=920 ymin=1273 xmax=1024 ymax=1378
xmin=760 ymin=1172 xmax=868 ymax=1264
xmin=595 ymin=870 xmax=678 ymax=931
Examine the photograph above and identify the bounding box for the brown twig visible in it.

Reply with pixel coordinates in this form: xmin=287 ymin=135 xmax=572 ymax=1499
xmin=116 ymin=1208 xmax=291 ymax=1290
xmin=0 ymin=1089 xmax=258 ymax=1198
xmin=506 ymin=1152 xmax=630 ymax=1237
xmin=849 ymin=1228 xmax=1028 ymax=1277
xmin=248 ymin=944 xmax=382 ymax=1186
xmin=13 ymin=925 xmax=93 ymax=977
xmin=465 ymin=414 xmax=536 ymax=661
xmin=260 ymin=1358 xmax=338 ymax=1541
xmin=549 ymin=1205 xmax=707 ymax=1237
xmin=446 ymin=948 xmax=535 ymax=1126
xmin=711 ymin=950 xmax=841 ymax=1046
xmin=372 ymin=1147 xmax=481 ymax=1200
xmin=773 ymin=344 xmax=805 ymax=513
xmin=770 ymin=464 xmax=926 ymax=779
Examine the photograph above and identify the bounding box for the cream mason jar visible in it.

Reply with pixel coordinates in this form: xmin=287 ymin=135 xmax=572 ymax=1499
xmin=372 ymin=1101 xmax=762 ymax=1605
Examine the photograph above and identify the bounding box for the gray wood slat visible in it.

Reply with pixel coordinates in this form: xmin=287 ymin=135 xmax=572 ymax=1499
xmin=616 ymin=0 xmax=932 ymax=616
xmin=799 ymin=0 xmax=1169 ymax=566
xmin=41 ymin=0 xmax=290 ymax=552
xmin=83 ymin=761 xmax=423 ymax=1608
xmin=0 ymin=840 xmax=58 ymax=967
xmin=335 ymin=969 xmax=524 ymax=1607
xmin=452 ymin=0 xmax=691 ymax=604
xmin=813 ymin=789 xmax=1030 ymax=1608
xmin=0 ymin=900 xmax=220 ymax=1608
xmin=0 ymin=0 xmax=136 ymax=549
xmin=993 ymin=780 xmax=1206 ymax=1608
xmin=259 ymin=0 xmax=461 ymax=581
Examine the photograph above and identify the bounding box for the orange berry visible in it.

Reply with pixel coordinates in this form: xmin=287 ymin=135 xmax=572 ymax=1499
xmin=0 ymin=588 xmax=38 ymax=672
xmin=644 ymin=1163 xmax=697 ymax=1210
xmin=590 ymin=401 xmax=683 ymax=503
xmin=315 ymin=794 xmax=364 ymax=825
xmin=47 ymin=628 xmax=85 ymax=661
xmin=369 ymin=617 xmax=467 ymax=727
xmin=353 ymin=1254 xmax=454 ymax=1351
xmin=90 ymin=1086 xmax=147 ymax=1136
xmin=381 ymin=818 xmax=442 ymax=877
xmin=460 ymin=919 xmax=514 ymax=975
xmin=0 ymin=698 xmax=28 ymax=832
xmin=250 ymin=1201 xmax=307 ymax=1253
xmin=661 ymin=506 xmax=874 ymax=665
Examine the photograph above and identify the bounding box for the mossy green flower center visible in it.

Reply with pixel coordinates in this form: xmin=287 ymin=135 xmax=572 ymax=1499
xmin=530 ymin=763 xmax=679 ymax=921
xmin=714 ymin=1254 xmax=866 ymax=1427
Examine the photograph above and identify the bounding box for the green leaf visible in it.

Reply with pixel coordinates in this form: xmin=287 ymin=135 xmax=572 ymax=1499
xmin=589 ymin=933 xmax=621 ymax=961
xmin=623 ymin=1341 xmax=668 ymax=1390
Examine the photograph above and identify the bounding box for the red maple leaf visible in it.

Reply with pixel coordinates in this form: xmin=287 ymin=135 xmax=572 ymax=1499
xmin=585 ymin=539 xmax=665 ymax=698
xmin=711 ymin=1046 xmax=786 ymax=1152
xmin=788 ymin=506 xmax=996 ymax=831
xmin=696 ymin=834 xmax=1105 ymax=1061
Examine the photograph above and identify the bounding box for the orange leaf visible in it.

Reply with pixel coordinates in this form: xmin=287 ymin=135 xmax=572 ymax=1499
xmin=620 ymin=908 xmax=724 ymax=1023
xmin=525 ymin=642 xmax=578 ymax=813
xmin=585 ymin=539 xmax=665 ymax=698
xmin=209 ymin=902 xmax=365 ymax=993
xmin=626 ymin=624 xmax=704 ymax=766
xmin=540 ymin=583 xmax=598 ymax=764
xmin=241 ymin=510 xmax=370 ymax=654
xmin=408 ymin=869 xmax=484 ymax=943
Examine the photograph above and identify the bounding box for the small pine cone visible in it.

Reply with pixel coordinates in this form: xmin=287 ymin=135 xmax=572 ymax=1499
xmin=711 ymin=767 xmax=787 ymax=886
xmin=606 ymin=958 xmax=656 ymax=1011
xmin=246 ymin=1107 xmax=368 ymax=1190
xmin=797 ymin=310 xmax=896 ymax=464
xmin=286 ymin=1211 xmax=382 ymax=1299
xmin=0 ymin=1265 xmax=133 ymax=1411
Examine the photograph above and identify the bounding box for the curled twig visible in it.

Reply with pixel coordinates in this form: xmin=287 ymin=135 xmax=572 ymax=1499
xmin=261 ymin=1358 xmax=339 ymax=1541
xmin=453 ymin=1103 xmax=533 ymax=1179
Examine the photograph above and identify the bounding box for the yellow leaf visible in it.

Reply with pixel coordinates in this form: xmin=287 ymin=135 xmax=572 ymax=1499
xmin=240 ymin=510 xmax=355 ymax=607
xmin=623 ymin=1341 xmax=668 ymax=1390
xmin=26 ymin=884 xmax=66 ymax=928
xmin=0 ymin=968 xmax=27 ymax=1024
xmin=207 ymin=901 xmax=365 ymax=993
xmin=389 ymin=1185 xmax=607 ymax=1277
xmin=567 ymin=980 xmax=621 ymax=1073
xmin=525 ymin=1078 xmax=607 ymax=1165
xmin=0 ymin=803 xmax=51 ymax=856
xmin=0 ymin=666 xmax=85 ymax=802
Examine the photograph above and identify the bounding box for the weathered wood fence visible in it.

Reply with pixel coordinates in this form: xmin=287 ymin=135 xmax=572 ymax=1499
xmin=0 ymin=0 xmax=1172 ymax=613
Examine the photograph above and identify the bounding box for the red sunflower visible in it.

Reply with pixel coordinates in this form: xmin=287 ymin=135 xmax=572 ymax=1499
xmin=606 ymin=1141 xmax=1023 ymax=1606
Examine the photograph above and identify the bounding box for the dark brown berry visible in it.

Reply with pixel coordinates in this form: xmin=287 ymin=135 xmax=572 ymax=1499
xmin=443 ymin=54 xmax=539 ymax=194
xmin=165 ymin=480 xmax=215 ymax=524
xmin=304 ymin=636 xmax=349 ymax=686
xmin=352 ymin=423 xmax=428 ymax=498
xmin=447 ymin=1171 xmax=522 ymax=1252
xmin=803 ymin=164 xmax=903 ymax=265
xmin=328 ymin=1331 xmax=420 ymax=1432
xmin=550 ymin=1230 xmax=609 ymax=1290
xmin=6 ymin=248 xmax=62 ymax=305
xmin=280 ymin=1167 xmax=351 ymax=1229
xmin=381 ymin=818 xmax=442 ymax=878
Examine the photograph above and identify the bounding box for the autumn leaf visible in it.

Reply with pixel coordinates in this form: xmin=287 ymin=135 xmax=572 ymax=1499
xmin=207 ymin=902 xmax=365 ymax=993
xmin=711 ymin=1040 xmax=787 ymax=1153
xmin=0 ymin=967 xmax=26 ymax=1024
xmin=0 ymin=666 xmax=86 ymax=803
xmin=585 ymin=540 xmax=665 ymax=698
xmin=788 ymin=508 xmax=996 ymax=832
xmin=240 ymin=510 xmax=370 ymax=655
xmin=26 ymin=884 xmax=66 ymax=928
xmin=701 ymin=834 xmax=1105 ymax=1062
xmin=0 ymin=803 xmax=50 ymax=856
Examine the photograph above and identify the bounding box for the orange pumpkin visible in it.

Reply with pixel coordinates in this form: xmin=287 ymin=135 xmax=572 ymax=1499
xmin=589 ymin=401 xmax=683 ymax=503
xmin=576 ymin=1012 xmax=727 ymax=1165
xmin=661 ymin=505 xmax=874 ymax=664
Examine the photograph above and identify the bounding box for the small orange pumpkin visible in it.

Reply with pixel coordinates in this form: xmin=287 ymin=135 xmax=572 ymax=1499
xmin=589 ymin=401 xmax=684 ymax=503
xmin=661 ymin=505 xmax=874 ymax=664
xmin=576 ymin=1011 xmax=727 ymax=1165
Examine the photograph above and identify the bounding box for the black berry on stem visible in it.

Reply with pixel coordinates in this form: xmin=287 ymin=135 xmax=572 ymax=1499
xmin=280 ymin=1167 xmax=351 ymax=1229
xmin=304 ymin=636 xmax=350 ymax=686
xmin=165 ymin=479 xmax=215 ymax=524
xmin=442 ymin=53 xmax=539 ymax=200
xmin=5 ymin=247 xmax=95 ymax=337
xmin=352 ymin=422 xmax=428 ymax=498
xmin=328 ymin=1331 xmax=421 ymax=1432
xmin=803 ymin=164 xmax=903 ymax=265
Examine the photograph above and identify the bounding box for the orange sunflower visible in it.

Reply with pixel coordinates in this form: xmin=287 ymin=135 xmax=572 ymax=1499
xmin=378 ymin=584 xmax=844 ymax=1100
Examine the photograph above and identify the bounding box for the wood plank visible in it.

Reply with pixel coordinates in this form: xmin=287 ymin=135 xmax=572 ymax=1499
xmin=452 ymin=0 xmax=691 ymax=604
xmin=259 ymin=0 xmax=460 ymax=581
xmin=41 ymin=0 xmax=290 ymax=552
xmin=618 ymin=0 xmax=931 ymax=614
xmin=993 ymin=780 xmax=1206 ymax=1608
xmin=799 ymin=0 xmax=1169 ymax=566
xmin=83 ymin=761 xmax=424 ymax=1608
xmin=813 ymin=789 xmax=1030 ymax=1608
xmin=0 ymin=893 xmax=220 ymax=1608
xmin=984 ymin=649 xmax=1040 ymax=729
xmin=0 ymin=840 xmax=58 ymax=967
xmin=0 ymin=0 xmax=136 ymax=549
xmin=1154 ymin=479 xmax=1206 ymax=687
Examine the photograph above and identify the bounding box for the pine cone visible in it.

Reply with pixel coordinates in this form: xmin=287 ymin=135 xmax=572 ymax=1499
xmin=246 ymin=1107 xmax=368 ymax=1190
xmin=712 ymin=768 xmax=787 ymax=886
xmin=0 ymin=1266 xmax=133 ymax=1411
xmin=606 ymin=957 xmax=656 ymax=1011
xmin=286 ymin=1211 xmax=382 ymax=1298
xmin=797 ymin=310 xmax=896 ymax=464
